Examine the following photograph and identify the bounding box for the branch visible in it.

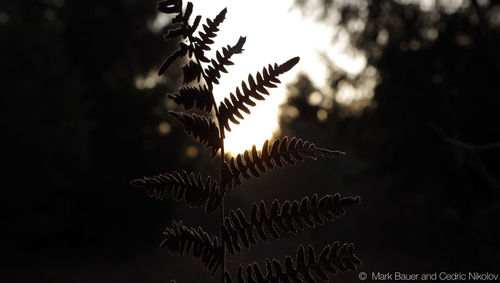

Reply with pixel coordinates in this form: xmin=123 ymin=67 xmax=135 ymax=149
xmin=471 ymin=0 xmax=500 ymax=71
xmin=430 ymin=122 xmax=500 ymax=192
xmin=444 ymin=138 xmax=500 ymax=153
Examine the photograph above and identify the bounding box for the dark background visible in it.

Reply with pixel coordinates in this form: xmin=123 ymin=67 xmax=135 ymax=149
xmin=2 ymin=0 xmax=500 ymax=282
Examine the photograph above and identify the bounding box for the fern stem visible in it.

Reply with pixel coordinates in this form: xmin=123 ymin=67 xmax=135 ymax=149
xmin=219 ymin=141 xmax=226 ymax=282
xmin=193 ymin=40 xmax=226 ymax=280
xmin=185 ymin=19 xmax=227 ymax=280
xmin=215 ymin=72 xmax=226 ymax=279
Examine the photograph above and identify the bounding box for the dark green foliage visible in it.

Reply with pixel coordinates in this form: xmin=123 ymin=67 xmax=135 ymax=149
xmin=131 ymin=1 xmax=362 ymax=282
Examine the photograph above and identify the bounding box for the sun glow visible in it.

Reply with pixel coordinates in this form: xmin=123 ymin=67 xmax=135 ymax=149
xmin=148 ymin=0 xmax=371 ymax=155
xmin=188 ymin=0 xmax=305 ymax=155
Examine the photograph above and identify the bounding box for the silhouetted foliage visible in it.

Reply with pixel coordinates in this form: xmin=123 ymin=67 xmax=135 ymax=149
xmin=222 ymin=137 xmax=345 ymax=191
xmin=131 ymin=1 xmax=361 ymax=282
xmin=218 ymin=57 xmax=300 ymax=132
xmin=222 ymin=193 xmax=360 ymax=254
xmin=9 ymin=0 xmax=499 ymax=281
xmin=161 ymin=221 xmax=223 ymax=274
xmin=224 ymin=242 xmax=361 ymax=283
xmin=130 ymin=171 xmax=221 ymax=215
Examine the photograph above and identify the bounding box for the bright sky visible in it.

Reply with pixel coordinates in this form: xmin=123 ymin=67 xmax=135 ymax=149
xmin=138 ymin=0 xmax=480 ymax=156
xmin=146 ymin=0 xmax=369 ymax=155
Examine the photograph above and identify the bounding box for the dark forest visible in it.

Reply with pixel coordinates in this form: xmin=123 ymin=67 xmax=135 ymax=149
xmin=2 ymin=0 xmax=499 ymax=282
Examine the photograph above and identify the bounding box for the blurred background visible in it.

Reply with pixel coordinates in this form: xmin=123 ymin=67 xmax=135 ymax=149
xmin=2 ymin=0 xmax=500 ymax=282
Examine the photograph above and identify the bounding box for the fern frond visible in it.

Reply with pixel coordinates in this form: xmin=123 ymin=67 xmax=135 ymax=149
xmin=168 ymin=85 xmax=213 ymax=113
xmin=195 ymin=8 xmax=227 ymax=52
xmin=169 ymin=111 xmax=221 ymax=157
xmin=186 ymin=15 xmax=202 ymax=40
xmin=217 ymin=57 xmax=299 ymax=131
xmin=162 ymin=16 xmax=201 ymax=41
xmin=158 ymin=42 xmax=189 ymax=76
xmin=130 ymin=171 xmax=221 ymax=215
xmin=162 ymin=221 xmax=223 ymax=274
xmin=205 ymin=36 xmax=247 ymax=85
xmin=146 ymin=3 xmax=362 ymax=281
xmin=158 ymin=1 xmax=201 ymax=75
xmin=222 ymin=136 xmax=345 ymax=190
xmin=222 ymin=193 xmax=360 ymax=255
xmin=181 ymin=59 xmax=203 ymax=84
xmin=163 ymin=27 xmax=185 ymax=39
xmin=224 ymin=242 xmax=361 ymax=282
xmin=188 ymin=8 xmax=228 ymax=64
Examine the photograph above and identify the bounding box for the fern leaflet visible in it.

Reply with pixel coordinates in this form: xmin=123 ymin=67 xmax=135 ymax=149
xmin=130 ymin=170 xmax=221 ymax=215
xmin=169 ymin=111 xmax=222 ymax=157
xmin=222 ymin=193 xmax=361 ymax=254
xmin=222 ymin=137 xmax=345 ymax=190
xmin=224 ymin=242 xmax=361 ymax=282
xmin=162 ymin=221 xmax=223 ymax=274
xmin=168 ymin=85 xmax=213 ymax=113
xmin=217 ymin=57 xmax=299 ymax=131
xmin=195 ymin=8 xmax=227 ymax=52
xmin=205 ymin=36 xmax=247 ymax=86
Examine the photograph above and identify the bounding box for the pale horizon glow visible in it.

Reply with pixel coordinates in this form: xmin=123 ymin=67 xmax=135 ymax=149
xmin=145 ymin=0 xmax=370 ymax=155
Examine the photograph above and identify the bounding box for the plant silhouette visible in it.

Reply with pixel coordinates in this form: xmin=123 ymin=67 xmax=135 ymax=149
xmin=131 ymin=1 xmax=362 ymax=281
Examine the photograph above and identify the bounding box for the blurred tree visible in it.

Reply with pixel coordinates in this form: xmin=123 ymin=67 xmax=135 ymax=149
xmin=2 ymin=0 xmax=500 ymax=281
xmin=286 ymin=0 xmax=500 ymax=273
xmin=0 ymin=0 xmax=209 ymax=276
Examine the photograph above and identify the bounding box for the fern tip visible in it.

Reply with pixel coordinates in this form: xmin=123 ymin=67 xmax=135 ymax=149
xmin=289 ymin=56 xmax=300 ymax=65
xmin=130 ymin=179 xmax=145 ymax=188
xmin=340 ymin=196 xmax=361 ymax=206
xmin=278 ymin=56 xmax=300 ymax=73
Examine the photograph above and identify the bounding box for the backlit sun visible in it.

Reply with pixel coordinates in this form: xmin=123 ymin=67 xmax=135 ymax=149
xmin=148 ymin=0 xmax=369 ymax=155
xmin=193 ymin=0 xmax=302 ymax=155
